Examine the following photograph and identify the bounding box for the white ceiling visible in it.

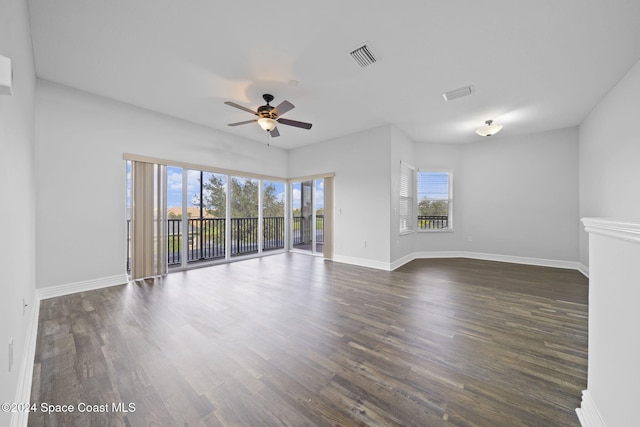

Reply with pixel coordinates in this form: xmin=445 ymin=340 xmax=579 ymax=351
xmin=27 ymin=0 xmax=640 ymax=150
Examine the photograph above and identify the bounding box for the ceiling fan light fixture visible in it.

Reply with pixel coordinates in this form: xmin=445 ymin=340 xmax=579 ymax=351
xmin=475 ymin=120 xmax=503 ymax=137
xmin=258 ymin=117 xmax=277 ymax=132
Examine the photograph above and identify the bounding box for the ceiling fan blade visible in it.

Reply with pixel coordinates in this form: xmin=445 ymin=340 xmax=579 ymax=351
xmin=224 ymin=101 xmax=257 ymax=115
xmin=277 ymin=118 xmax=312 ymax=130
xmin=269 ymin=127 xmax=280 ymax=138
xmin=227 ymin=119 xmax=257 ymax=126
xmin=273 ymin=100 xmax=295 ymax=117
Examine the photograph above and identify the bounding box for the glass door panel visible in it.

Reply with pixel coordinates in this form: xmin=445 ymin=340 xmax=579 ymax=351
xmin=263 ymin=180 xmax=285 ymax=251
xmin=230 ymin=176 xmax=259 ymax=257
xmin=291 ymin=179 xmax=324 ymax=255
xmin=166 ymin=166 xmax=183 ymax=267
xmin=188 ymin=170 xmax=226 ymax=263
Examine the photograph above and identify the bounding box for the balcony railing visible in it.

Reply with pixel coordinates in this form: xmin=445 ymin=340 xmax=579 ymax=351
xmin=418 ymin=215 xmax=449 ymax=230
xmin=292 ymin=215 xmax=324 ymax=246
xmin=127 ymin=216 xmax=286 ymax=271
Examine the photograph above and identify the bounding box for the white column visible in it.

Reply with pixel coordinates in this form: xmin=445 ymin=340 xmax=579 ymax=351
xmin=578 ymin=218 xmax=640 ymax=427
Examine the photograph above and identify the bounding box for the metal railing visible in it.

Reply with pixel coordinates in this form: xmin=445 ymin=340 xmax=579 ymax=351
xmin=418 ymin=215 xmax=449 ymax=230
xmin=127 ymin=217 xmax=286 ymax=271
xmin=263 ymin=216 xmax=285 ymax=251
xmin=292 ymin=215 xmax=324 ymax=246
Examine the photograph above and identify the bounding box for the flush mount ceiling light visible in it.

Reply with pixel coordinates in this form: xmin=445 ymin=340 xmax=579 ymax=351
xmin=475 ymin=120 xmax=503 ymax=137
xmin=257 ymin=117 xmax=278 ymax=132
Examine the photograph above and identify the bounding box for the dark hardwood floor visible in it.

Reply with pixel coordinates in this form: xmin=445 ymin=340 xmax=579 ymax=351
xmin=29 ymin=254 xmax=588 ymax=426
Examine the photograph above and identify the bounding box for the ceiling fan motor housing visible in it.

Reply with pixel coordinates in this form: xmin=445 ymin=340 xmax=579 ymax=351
xmin=257 ymin=104 xmax=275 ymax=118
xmin=258 ymin=94 xmax=276 ymax=118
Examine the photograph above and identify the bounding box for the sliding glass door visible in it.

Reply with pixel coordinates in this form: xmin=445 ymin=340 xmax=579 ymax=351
xmin=290 ymin=178 xmax=325 ymax=255
xmin=126 ymin=157 xmax=331 ymax=271
xmin=129 ymin=164 xmax=286 ymax=271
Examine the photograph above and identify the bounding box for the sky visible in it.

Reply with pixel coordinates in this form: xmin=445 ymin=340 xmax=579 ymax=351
xmin=418 ymin=171 xmax=450 ymax=200
xmin=166 ymin=166 xmax=326 ymax=211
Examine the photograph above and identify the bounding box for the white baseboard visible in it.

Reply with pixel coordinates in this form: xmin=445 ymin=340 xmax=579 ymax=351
xmin=36 ymin=274 xmax=129 ymax=300
xmin=332 ymin=254 xmax=393 ymax=271
xmin=389 ymin=252 xmax=420 ymax=270
xmin=10 ymin=298 xmax=40 ymax=427
xmin=578 ymin=263 xmax=589 ymax=278
xmin=576 ymin=390 xmax=606 ymax=427
xmin=458 ymin=251 xmax=582 ymax=270
xmin=335 ymin=251 xmax=584 ymax=273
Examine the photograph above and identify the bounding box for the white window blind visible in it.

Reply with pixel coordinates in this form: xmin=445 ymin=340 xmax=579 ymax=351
xmin=399 ymin=162 xmax=415 ymax=234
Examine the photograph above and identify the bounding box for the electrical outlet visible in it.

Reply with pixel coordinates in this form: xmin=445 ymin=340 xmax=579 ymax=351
xmin=9 ymin=337 xmax=13 ymax=372
xmin=23 ymin=298 xmax=28 ymax=316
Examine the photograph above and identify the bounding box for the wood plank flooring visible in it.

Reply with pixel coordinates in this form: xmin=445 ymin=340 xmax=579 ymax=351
xmin=29 ymin=255 xmax=589 ymax=426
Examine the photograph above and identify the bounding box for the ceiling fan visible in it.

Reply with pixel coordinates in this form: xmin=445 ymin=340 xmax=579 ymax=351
xmin=224 ymin=94 xmax=312 ymax=137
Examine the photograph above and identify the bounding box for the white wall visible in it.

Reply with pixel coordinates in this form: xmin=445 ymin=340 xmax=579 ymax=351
xmin=289 ymin=125 xmax=580 ymax=270
xmin=579 ymin=59 xmax=640 ymax=268
xmin=461 ymin=128 xmax=579 ymax=262
xmin=288 ymin=126 xmax=392 ymax=268
xmin=35 ymin=81 xmax=288 ymax=289
xmin=414 ymin=128 xmax=580 ymax=264
xmin=0 ymin=0 xmax=36 ymax=424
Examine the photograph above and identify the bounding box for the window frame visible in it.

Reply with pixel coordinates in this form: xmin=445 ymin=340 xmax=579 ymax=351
xmin=416 ymin=169 xmax=453 ymax=232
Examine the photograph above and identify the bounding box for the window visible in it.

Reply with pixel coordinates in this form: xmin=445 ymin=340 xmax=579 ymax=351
xmin=399 ymin=162 xmax=415 ymax=234
xmin=417 ymin=170 xmax=453 ymax=231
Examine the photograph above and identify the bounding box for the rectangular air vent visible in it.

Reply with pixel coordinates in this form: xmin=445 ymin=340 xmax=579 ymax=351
xmin=442 ymin=85 xmax=474 ymax=102
xmin=349 ymin=43 xmax=378 ymax=68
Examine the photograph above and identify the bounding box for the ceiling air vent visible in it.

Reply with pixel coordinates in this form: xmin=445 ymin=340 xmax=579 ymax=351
xmin=349 ymin=43 xmax=378 ymax=68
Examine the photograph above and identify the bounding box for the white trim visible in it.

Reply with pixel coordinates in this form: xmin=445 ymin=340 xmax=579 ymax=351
xmin=36 ymin=274 xmax=129 ymax=300
xmin=457 ymin=251 xmax=581 ymax=270
xmin=332 ymin=254 xmax=393 ymax=271
xmin=576 ymin=390 xmax=607 ymax=427
xmin=336 ymin=251 xmax=583 ymax=273
xmin=10 ymin=298 xmax=40 ymax=427
xmin=390 ymin=253 xmax=417 ymax=270
xmin=582 ymin=217 xmax=640 ymax=244
xmin=123 ymin=152 xmax=287 ymax=182
xmin=578 ymin=263 xmax=589 ymax=278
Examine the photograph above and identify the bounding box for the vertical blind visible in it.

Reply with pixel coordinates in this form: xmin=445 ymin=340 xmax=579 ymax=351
xmin=323 ymin=176 xmax=334 ymax=259
xmin=130 ymin=161 xmax=168 ymax=280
